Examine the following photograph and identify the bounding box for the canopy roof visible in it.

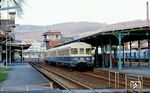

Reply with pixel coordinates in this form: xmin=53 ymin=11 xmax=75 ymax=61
xmin=8 ymin=43 xmax=31 ymax=50
xmin=56 ymin=26 xmax=150 ymax=47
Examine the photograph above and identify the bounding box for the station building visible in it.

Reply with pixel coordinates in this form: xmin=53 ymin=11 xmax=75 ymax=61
xmin=43 ymin=30 xmax=62 ymax=49
xmin=0 ymin=12 xmax=16 ymax=64
xmin=43 ymin=30 xmax=73 ymax=49
xmin=0 ymin=12 xmax=31 ymax=65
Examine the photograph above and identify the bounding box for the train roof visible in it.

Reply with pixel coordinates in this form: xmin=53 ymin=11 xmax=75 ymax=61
xmin=47 ymin=42 xmax=91 ymax=51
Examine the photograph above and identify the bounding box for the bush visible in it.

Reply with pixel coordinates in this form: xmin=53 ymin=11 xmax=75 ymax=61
xmin=0 ymin=67 xmax=12 ymax=71
xmin=0 ymin=73 xmax=7 ymax=82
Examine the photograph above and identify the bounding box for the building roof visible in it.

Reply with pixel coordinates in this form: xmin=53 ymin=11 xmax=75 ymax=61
xmin=8 ymin=43 xmax=31 ymax=50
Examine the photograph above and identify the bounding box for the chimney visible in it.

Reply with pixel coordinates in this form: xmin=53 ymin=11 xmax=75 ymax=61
xmin=147 ymin=2 xmax=149 ymax=26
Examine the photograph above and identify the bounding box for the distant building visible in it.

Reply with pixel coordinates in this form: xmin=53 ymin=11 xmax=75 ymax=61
xmin=23 ymin=41 xmax=46 ymax=60
xmin=43 ymin=30 xmax=62 ymax=49
xmin=126 ymin=40 xmax=148 ymax=49
xmin=43 ymin=30 xmax=74 ymax=49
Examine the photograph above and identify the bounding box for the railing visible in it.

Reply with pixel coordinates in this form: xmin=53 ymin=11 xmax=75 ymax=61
xmin=108 ymin=71 xmax=119 ymax=88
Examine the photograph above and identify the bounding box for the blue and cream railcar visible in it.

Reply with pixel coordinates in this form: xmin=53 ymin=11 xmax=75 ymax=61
xmin=45 ymin=42 xmax=93 ymax=70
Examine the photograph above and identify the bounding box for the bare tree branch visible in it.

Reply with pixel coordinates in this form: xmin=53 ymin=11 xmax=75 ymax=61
xmin=0 ymin=0 xmax=25 ymax=17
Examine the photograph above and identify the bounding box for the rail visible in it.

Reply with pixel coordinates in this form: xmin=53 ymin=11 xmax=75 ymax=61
xmin=30 ymin=62 xmax=100 ymax=93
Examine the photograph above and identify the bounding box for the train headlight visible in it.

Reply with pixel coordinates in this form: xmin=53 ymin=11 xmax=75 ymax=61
xmin=74 ymin=58 xmax=78 ymax=60
xmin=86 ymin=58 xmax=90 ymax=60
xmin=80 ymin=58 xmax=84 ymax=60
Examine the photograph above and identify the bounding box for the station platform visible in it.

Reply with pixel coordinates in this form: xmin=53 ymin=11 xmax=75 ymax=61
xmin=95 ymin=62 xmax=150 ymax=78
xmin=0 ymin=62 xmax=50 ymax=91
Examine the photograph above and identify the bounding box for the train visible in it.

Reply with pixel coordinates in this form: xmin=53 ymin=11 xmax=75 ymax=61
xmin=44 ymin=42 xmax=94 ymax=71
xmin=44 ymin=41 xmax=149 ymax=70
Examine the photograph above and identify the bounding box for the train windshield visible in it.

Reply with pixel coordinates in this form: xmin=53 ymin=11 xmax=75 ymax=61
xmin=71 ymin=48 xmax=78 ymax=54
xmin=86 ymin=48 xmax=91 ymax=55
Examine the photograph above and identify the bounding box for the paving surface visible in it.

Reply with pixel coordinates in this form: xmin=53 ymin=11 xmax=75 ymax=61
xmin=1 ymin=62 xmax=149 ymax=92
xmin=0 ymin=62 xmax=49 ymax=91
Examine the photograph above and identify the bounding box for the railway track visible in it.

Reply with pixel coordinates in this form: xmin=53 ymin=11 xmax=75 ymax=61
xmin=83 ymin=70 xmax=150 ymax=89
xmin=29 ymin=62 xmax=150 ymax=93
xmin=29 ymin=62 xmax=100 ymax=93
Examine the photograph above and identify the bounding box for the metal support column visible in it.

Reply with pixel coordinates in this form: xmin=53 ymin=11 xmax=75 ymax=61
xmin=114 ymin=32 xmax=129 ymax=70
xmin=123 ymin=43 xmax=125 ymax=66
xmin=148 ymin=39 xmax=150 ymax=67
xmin=109 ymin=40 xmax=112 ymax=69
xmin=118 ymin=34 xmax=122 ymax=70
xmin=9 ymin=44 xmax=11 ymax=65
xmin=138 ymin=40 xmax=141 ymax=67
xmin=105 ymin=45 xmax=108 ymax=67
xmin=95 ymin=44 xmax=99 ymax=68
xmin=5 ymin=32 xmax=8 ymax=67
xmin=102 ymin=45 xmax=105 ymax=68
xmin=101 ymin=41 xmax=105 ymax=68
xmin=130 ymin=41 xmax=132 ymax=66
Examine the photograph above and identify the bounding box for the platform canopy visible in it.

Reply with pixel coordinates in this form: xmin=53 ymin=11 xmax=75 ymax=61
xmin=8 ymin=43 xmax=31 ymax=50
xmin=56 ymin=26 xmax=150 ymax=47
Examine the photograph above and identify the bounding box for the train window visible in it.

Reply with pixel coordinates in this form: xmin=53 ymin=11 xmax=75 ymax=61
xmin=71 ymin=48 xmax=78 ymax=54
xmin=86 ymin=48 xmax=91 ymax=55
xmin=80 ymin=48 xmax=84 ymax=54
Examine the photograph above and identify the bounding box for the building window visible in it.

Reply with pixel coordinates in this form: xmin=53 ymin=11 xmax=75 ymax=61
xmin=56 ymin=35 xmax=59 ymax=39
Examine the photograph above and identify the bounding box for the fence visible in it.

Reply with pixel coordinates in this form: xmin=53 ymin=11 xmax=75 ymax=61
xmin=108 ymin=71 xmax=119 ymax=88
xmin=125 ymin=74 xmax=143 ymax=93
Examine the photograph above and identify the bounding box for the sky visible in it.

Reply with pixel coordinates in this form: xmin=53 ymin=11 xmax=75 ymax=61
xmin=14 ymin=0 xmax=150 ymax=25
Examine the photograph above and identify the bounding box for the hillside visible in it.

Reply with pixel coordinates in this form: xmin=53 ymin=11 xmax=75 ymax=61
xmin=15 ymin=20 xmax=148 ymax=41
xmin=15 ymin=22 xmax=106 ymax=41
